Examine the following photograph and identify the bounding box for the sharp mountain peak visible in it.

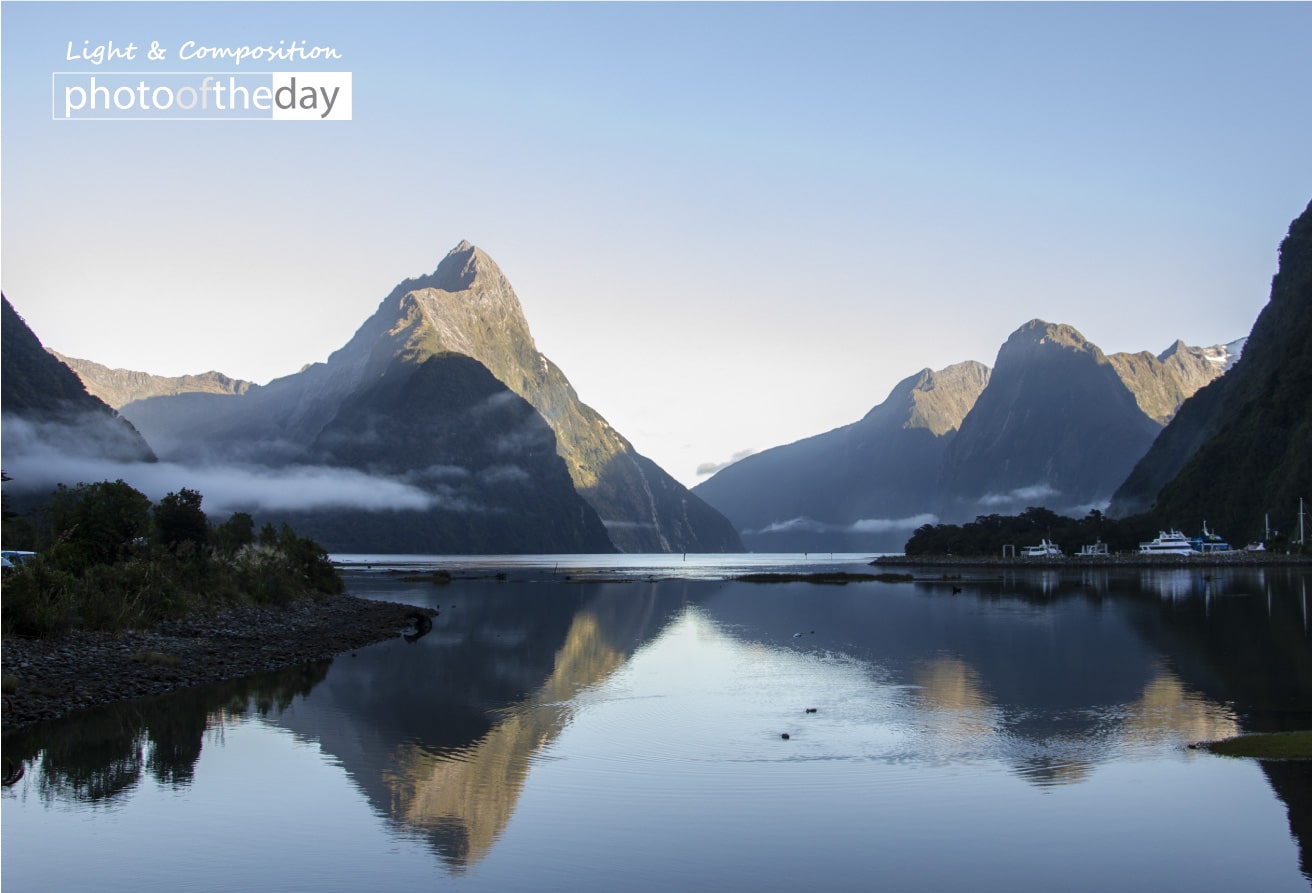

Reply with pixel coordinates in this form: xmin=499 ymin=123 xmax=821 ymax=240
xmin=1006 ymin=319 xmax=1099 ymax=354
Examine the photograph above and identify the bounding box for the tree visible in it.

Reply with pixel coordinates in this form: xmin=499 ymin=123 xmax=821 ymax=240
xmin=213 ymin=512 xmax=255 ymax=557
xmin=46 ymin=480 xmax=152 ymax=570
xmin=153 ymin=489 xmax=208 ymax=554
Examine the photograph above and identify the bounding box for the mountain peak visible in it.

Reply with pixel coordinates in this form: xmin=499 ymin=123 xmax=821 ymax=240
xmin=1157 ymin=339 xmax=1190 ymax=362
xmin=895 ymin=360 xmax=992 ymax=436
xmin=994 ymin=321 xmax=1104 ymax=375
xmin=1008 ymin=319 xmax=1096 ymax=352
xmin=430 ymin=240 xmax=499 ymax=292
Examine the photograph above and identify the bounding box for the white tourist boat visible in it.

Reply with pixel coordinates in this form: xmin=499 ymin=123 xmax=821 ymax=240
xmin=1138 ymin=530 xmax=1195 ymax=556
xmin=1021 ymin=539 xmax=1063 ymax=558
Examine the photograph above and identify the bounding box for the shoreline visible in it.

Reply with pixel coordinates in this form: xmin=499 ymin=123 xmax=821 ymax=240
xmin=1 ymin=594 xmax=432 ymax=732
xmin=873 ymin=552 xmax=1312 ymax=569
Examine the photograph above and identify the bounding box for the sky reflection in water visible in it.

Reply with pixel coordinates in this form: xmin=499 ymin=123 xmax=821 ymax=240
xmin=3 ymin=559 xmax=1310 ymax=891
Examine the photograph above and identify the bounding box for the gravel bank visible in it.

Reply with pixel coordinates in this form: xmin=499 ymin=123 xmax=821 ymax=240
xmin=1 ymin=595 xmax=433 ymax=731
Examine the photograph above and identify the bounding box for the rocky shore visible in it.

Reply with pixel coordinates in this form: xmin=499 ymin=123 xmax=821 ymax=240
xmin=1 ymin=595 xmax=433 ymax=732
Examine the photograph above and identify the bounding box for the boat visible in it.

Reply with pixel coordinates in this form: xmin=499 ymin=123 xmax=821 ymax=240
xmin=1190 ymin=521 xmax=1232 ymax=553
xmin=1245 ymin=541 xmax=1266 ymax=552
xmin=1021 ymin=539 xmax=1063 ymax=558
xmin=1077 ymin=540 xmax=1109 ymax=557
xmin=1139 ymin=530 xmax=1194 ymax=556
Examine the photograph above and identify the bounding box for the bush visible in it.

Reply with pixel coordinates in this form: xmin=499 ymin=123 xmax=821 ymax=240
xmin=153 ymin=488 xmax=208 ymax=554
xmin=1 ymin=483 xmax=344 ymax=637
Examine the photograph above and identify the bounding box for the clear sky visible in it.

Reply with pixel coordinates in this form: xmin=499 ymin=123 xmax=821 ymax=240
xmin=3 ymin=2 xmax=1310 ymax=487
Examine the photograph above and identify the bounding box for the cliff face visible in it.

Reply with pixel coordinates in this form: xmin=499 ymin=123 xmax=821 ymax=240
xmin=1111 ymin=199 xmax=1312 ymax=538
xmin=693 ymin=361 xmax=990 ymax=551
xmin=936 ymin=320 xmax=1162 ymax=520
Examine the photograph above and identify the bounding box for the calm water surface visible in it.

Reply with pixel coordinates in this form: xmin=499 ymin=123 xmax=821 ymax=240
xmin=4 ymin=555 xmax=1311 ymax=891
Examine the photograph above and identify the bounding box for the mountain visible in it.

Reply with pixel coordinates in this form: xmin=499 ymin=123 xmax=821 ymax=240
xmin=118 ymin=242 xmax=742 ymax=553
xmin=52 ymin=353 xmax=254 ymax=408
xmin=1 ymin=295 xmax=156 ymax=500
xmin=937 ymin=320 xmax=1163 ymax=520
xmin=274 ymin=353 xmax=614 ymax=554
xmin=1107 ymin=339 xmax=1234 ymax=425
xmin=692 ymin=361 xmax=990 ymax=551
xmin=1110 ymin=199 xmax=1312 ymax=539
xmin=692 ymin=319 xmax=1240 ymax=552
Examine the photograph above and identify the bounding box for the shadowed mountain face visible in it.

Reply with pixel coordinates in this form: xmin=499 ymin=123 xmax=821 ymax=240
xmin=114 ymin=242 xmax=741 ymax=553
xmin=1111 ymin=199 xmax=1312 ymax=539
xmin=692 ymin=362 xmax=990 ymax=552
xmin=937 ymin=320 xmax=1163 ymax=520
xmin=1 ymin=296 xmax=156 ymax=503
xmin=274 ymin=354 xmax=614 ymax=554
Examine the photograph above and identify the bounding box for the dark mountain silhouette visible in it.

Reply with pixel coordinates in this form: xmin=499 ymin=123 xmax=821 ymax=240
xmin=1 ymin=295 xmax=156 ymax=504
xmin=1111 ymin=198 xmax=1312 ymax=541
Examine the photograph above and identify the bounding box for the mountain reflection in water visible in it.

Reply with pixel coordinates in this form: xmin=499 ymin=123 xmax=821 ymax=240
xmin=3 ymin=562 xmax=1310 ymax=891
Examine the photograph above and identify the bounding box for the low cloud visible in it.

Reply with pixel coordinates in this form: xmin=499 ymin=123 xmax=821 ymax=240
xmin=2 ymin=415 xmax=448 ymax=515
xmin=977 ymin=484 xmax=1060 ymax=508
xmin=1057 ymin=498 xmax=1111 ymax=517
xmin=747 ymin=513 xmax=939 ymax=536
xmin=696 ymin=448 xmax=757 ymax=477
xmin=848 ymin=513 xmax=940 ymax=533
xmin=601 ymin=520 xmax=659 ymax=530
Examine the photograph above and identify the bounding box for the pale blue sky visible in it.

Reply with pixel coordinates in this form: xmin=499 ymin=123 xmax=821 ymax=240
xmin=3 ymin=2 xmax=1310 ymax=486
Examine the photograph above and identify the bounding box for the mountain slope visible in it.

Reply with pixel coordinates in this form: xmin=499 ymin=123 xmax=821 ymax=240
xmin=119 ymin=242 xmax=742 ymax=553
xmin=1107 ymin=340 xmax=1231 ymax=425
xmin=1111 ymin=199 xmax=1312 ymax=538
xmin=937 ymin=320 xmax=1162 ymax=520
xmin=53 ymin=353 xmax=254 ymax=409
xmin=355 ymin=242 xmax=742 ymax=552
xmin=692 ymin=361 xmax=990 ymax=551
xmin=1 ymin=296 xmax=156 ymax=490
xmin=276 ymin=354 xmax=614 ymax=553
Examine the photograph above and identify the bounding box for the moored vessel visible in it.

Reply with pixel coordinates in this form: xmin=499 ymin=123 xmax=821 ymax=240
xmin=1139 ymin=530 xmax=1194 ymax=556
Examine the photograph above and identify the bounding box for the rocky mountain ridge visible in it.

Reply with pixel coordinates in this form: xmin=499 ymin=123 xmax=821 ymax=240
xmin=103 ymin=242 xmax=742 ymax=553
xmin=51 ymin=353 xmax=254 ymax=409
xmin=694 ymin=319 xmax=1240 ymax=551
xmin=1107 ymin=339 xmax=1233 ymax=425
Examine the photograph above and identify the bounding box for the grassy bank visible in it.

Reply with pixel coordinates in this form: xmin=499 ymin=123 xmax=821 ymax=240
xmin=1198 ymin=731 xmax=1312 ymax=760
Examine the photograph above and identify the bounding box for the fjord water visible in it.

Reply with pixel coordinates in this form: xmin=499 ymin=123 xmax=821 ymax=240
xmin=4 ymin=557 xmax=1311 ymax=891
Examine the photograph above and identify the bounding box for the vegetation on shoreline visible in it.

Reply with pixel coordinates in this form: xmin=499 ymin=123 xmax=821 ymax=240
xmin=2 ymin=479 xmax=343 ymax=637
xmin=1197 ymin=731 xmax=1312 ymax=760
xmin=904 ymin=505 xmax=1311 ymax=558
